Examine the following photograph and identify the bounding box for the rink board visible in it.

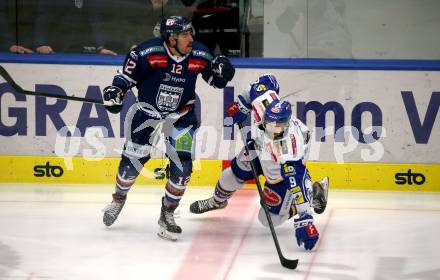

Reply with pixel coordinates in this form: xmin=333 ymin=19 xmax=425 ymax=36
xmin=1 ymin=58 xmax=439 ymax=192
xmin=0 ymin=155 xmax=439 ymax=192
xmin=0 ymin=155 xmax=222 ymax=186
xmin=1 ymin=62 xmax=440 ymax=164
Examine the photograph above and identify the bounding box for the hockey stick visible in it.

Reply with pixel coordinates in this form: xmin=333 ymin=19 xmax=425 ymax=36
xmin=0 ymin=65 xmax=113 ymax=106
xmin=237 ymin=123 xmax=299 ymax=269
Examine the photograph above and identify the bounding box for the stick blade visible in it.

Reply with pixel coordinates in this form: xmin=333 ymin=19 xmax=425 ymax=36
xmin=280 ymin=257 xmax=299 ymax=269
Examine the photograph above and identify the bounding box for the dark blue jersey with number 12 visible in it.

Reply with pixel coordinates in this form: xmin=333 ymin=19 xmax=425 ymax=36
xmin=112 ymin=37 xmax=222 ymax=116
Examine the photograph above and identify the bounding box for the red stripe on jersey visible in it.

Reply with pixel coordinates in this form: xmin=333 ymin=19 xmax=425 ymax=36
xmin=177 ymin=104 xmax=195 ymax=114
xmin=147 ymin=55 xmax=167 ymax=68
xmin=268 ymin=143 xmax=277 ymax=162
xmin=188 ymin=59 xmax=207 ymax=71
xmin=290 ymin=134 xmax=297 ymax=156
xmin=275 ymin=142 xmax=281 ymax=155
xmin=252 ymin=107 xmax=262 ymax=123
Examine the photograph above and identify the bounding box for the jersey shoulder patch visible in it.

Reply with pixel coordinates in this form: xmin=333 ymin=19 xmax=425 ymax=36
xmin=191 ymin=49 xmax=213 ymax=61
xmin=138 ymin=38 xmax=166 ymax=57
xmin=191 ymin=41 xmax=214 ymax=61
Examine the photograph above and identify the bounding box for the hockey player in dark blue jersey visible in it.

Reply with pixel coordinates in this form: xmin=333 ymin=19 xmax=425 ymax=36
xmin=101 ymin=16 xmax=235 ymax=241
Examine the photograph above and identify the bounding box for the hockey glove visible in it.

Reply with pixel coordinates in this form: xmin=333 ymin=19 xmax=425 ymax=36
xmin=244 ymin=138 xmax=258 ymax=161
xmin=246 ymin=138 xmax=256 ymax=150
xmin=226 ymin=95 xmax=251 ymax=124
xmin=294 ymin=214 xmax=319 ymax=250
xmin=103 ymin=85 xmax=124 ymax=114
xmin=212 ymin=55 xmax=235 ymax=82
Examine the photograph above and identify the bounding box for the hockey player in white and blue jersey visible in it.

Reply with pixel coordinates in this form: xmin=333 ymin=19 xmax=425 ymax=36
xmin=101 ymin=16 xmax=235 ymax=241
xmin=190 ymin=74 xmax=329 ymax=250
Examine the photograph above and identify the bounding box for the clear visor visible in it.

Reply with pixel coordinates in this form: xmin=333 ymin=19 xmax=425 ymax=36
xmin=263 ymin=120 xmax=289 ymax=135
xmin=173 ymin=27 xmax=195 ymax=37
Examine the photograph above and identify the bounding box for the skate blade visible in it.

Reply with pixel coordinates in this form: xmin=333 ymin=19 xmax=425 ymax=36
xmin=157 ymin=226 xmax=179 ymax=242
xmin=323 ymin=177 xmax=329 ymax=196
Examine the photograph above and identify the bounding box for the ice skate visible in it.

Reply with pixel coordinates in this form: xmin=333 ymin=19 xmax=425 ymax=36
xmin=157 ymin=197 xmax=182 ymax=241
xmin=189 ymin=196 xmax=228 ymax=214
xmin=312 ymin=177 xmax=329 ymax=214
xmin=102 ymin=193 xmax=127 ymax=226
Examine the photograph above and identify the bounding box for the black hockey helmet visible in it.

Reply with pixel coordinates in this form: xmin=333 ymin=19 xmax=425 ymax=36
xmin=160 ymin=16 xmax=195 ymax=40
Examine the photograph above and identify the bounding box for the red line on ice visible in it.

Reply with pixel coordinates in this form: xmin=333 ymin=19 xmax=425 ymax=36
xmin=174 ymin=189 xmax=257 ymax=280
xmin=223 ymin=205 xmax=259 ymax=279
xmin=304 ymin=207 xmax=335 ymax=280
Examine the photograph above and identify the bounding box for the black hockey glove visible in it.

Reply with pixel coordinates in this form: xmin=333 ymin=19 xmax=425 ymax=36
xmin=103 ymin=85 xmax=124 ymax=114
xmin=212 ymin=55 xmax=235 ymax=82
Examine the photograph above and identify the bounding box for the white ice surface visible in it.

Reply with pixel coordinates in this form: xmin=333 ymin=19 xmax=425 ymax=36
xmin=0 ymin=183 xmax=439 ymax=280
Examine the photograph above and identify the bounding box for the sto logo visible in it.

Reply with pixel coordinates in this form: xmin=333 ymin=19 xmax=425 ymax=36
xmin=263 ymin=187 xmax=281 ymax=207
